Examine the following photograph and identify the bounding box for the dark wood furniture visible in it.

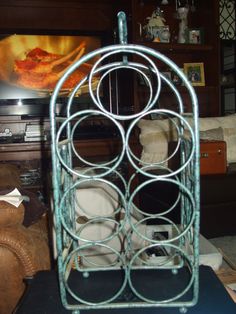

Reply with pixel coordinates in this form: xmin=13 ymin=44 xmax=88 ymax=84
xmin=139 ymin=166 xmax=236 ymax=239
xmin=130 ymin=0 xmax=221 ymax=117
xmin=200 ymin=167 xmax=236 ymax=238
xmin=0 ymin=0 xmax=221 ymax=117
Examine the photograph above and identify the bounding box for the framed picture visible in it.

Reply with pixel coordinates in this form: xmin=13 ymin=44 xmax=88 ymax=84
xmin=161 ymin=71 xmax=172 ymax=80
xmin=188 ymin=28 xmax=203 ymax=44
xmin=171 ymin=70 xmax=182 ymax=86
xmin=183 ymin=62 xmax=205 ymax=86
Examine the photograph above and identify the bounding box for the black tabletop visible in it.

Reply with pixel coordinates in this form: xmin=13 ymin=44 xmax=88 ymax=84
xmin=15 ymin=266 xmax=236 ymax=314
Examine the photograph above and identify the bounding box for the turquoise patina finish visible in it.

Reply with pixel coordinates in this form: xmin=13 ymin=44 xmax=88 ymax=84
xmin=50 ymin=12 xmax=200 ymax=314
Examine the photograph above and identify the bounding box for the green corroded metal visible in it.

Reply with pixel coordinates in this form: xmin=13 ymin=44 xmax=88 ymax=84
xmin=50 ymin=11 xmax=200 ymax=314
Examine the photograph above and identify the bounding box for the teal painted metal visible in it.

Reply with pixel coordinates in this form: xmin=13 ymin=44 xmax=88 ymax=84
xmin=50 ymin=11 xmax=200 ymax=313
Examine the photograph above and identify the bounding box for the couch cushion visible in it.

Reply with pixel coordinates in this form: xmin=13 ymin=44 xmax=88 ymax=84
xmin=199 ymin=127 xmax=224 ymax=141
xmin=138 ymin=114 xmax=236 ymax=164
xmin=138 ymin=118 xmax=178 ymax=165
xmin=0 ymin=200 xmax=24 ymax=227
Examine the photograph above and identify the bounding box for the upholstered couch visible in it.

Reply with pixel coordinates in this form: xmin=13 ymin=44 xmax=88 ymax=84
xmin=0 ymin=164 xmax=51 ymax=314
xmin=138 ymin=114 xmax=236 ymax=167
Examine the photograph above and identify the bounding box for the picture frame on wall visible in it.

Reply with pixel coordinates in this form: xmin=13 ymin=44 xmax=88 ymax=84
xmin=161 ymin=71 xmax=172 ymax=81
xmin=183 ymin=62 xmax=205 ymax=86
xmin=188 ymin=28 xmax=204 ymax=44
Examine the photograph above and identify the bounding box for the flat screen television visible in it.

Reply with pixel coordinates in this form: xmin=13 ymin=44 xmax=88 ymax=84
xmin=0 ymin=33 xmax=103 ymax=116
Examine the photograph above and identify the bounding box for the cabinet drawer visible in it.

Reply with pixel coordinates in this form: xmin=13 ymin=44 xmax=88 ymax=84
xmin=200 ymin=141 xmax=227 ymax=175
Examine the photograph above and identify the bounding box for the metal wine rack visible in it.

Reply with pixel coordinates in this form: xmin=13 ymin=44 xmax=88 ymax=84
xmin=50 ymin=12 xmax=200 ymax=314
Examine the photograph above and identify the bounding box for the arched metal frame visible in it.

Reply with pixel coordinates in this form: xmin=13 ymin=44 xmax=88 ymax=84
xmin=50 ymin=11 xmax=200 ymax=314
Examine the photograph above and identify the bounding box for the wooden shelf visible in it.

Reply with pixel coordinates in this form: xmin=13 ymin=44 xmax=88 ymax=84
xmin=133 ymin=41 xmax=214 ymax=53
xmin=0 ymin=137 xmax=140 ymax=161
xmin=131 ymin=0 xmax=220 ymax=117
xmin=139 ymin=84 xmax=218 ymax=93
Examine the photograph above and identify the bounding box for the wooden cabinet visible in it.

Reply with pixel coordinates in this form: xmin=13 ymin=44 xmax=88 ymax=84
xmin=200 ymin=169 xmax=236 ymax=238
xmin=139 ymin=167 xmax=236 ymax=239
xmin=0 ymin=1 xmax=221 ymax=173
xmin=129 ymin=0 xmax=221 ymax=117
xmin=0 ymin=0 xmax=117 ymax=32
xmin=0 ymin=0 xmax=221 ymax=119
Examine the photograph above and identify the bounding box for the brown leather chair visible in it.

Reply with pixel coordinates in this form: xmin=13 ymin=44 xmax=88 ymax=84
xmin=0 ymin=200 xmax=51 ymax=314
